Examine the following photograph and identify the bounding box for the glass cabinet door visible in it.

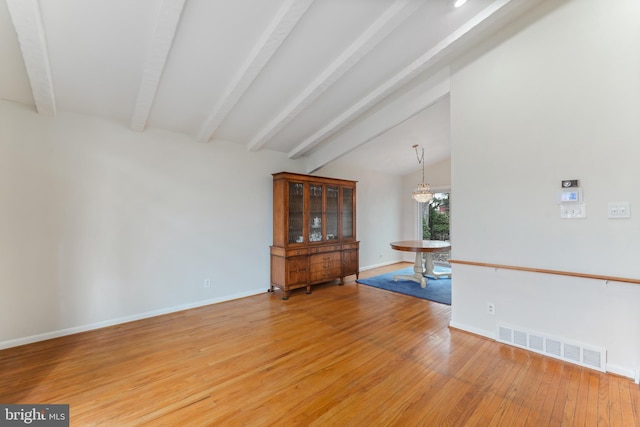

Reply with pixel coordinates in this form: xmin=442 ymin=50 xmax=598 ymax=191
xmin=342 ymin=187 xmax=354 ymax=239
xmin=288 ymin=182 xmax=304 ymax=244
xmin=326 ymin=186 xmax=339 ymax=241
xmin=309 ymin=184 xmax=323 ymax=242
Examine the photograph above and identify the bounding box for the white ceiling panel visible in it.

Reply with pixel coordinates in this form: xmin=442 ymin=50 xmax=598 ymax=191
xmin=267 ymin=1 xmax=496 ymax=151
xmin=215 ymin=0 xmax=401 ymax=145
xmin=148 ymin=0 xmax=290 ymax=134
xmin=39 ymin=0 xmax=159 ymax=120
xmin=333 ymin=95 xmax=452 ymax=176
xmin=1 ymin=0 xmax=546 ymax=175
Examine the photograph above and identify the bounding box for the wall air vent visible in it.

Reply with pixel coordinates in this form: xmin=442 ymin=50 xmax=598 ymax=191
xmin=498 ymin=326 xmax=512 ymax=342
xmin=529 ymin=334 xmax=544 ymax=352
xmin=496 ymin=323 xmax=606 ymax=372
xmin=564 ymin=343 xmax=581 ymax=363
xmin=546 ymin=339 xmax=562 ymax=357
xmin=583 ymin=348 xmax=603 ymax=370
xmin=513 ymin=330 xmax=527 ymax=347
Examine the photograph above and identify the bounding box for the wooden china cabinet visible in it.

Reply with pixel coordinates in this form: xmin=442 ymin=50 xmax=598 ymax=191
xmin=270 ymin=172 xmax=359 ymax=300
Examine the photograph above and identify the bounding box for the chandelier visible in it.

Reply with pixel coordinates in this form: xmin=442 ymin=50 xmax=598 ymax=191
xmin=411 ymin=144 xmax=433 ymax=203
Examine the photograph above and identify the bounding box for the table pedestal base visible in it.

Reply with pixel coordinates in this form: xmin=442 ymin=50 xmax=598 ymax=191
xmin=393 ymin=252 xmax=429 ymax=288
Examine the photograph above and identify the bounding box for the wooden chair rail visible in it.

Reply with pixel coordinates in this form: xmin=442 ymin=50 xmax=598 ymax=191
xmin=448 ymin=259 xmax=640 ymax=285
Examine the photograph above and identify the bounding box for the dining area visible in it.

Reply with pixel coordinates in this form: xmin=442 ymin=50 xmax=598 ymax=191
xmin=389 ymin=240 xmax=451 ymax=288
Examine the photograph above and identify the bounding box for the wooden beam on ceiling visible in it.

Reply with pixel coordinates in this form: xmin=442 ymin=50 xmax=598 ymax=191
xmin=6 ymin=0 xmax=56 ymax=115
xmin=130 ymin=0 xmax=186 ymax=132
xmin=246 ymin=0 xmax=422 ymax=152
xmin=196 ymin=0 xmax=315 ymax=143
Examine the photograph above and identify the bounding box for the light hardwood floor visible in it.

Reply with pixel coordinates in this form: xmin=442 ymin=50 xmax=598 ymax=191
xmin=1 ymin=263 xmax=638 ymax=426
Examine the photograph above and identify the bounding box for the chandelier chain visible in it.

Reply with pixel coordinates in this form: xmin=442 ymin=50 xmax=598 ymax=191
xmin=413 ymin=144 xmax=425 ymax=184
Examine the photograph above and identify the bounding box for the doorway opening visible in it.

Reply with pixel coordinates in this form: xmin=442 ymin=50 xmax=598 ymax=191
xmin=418 ymin=192 xmax=450 ymax=263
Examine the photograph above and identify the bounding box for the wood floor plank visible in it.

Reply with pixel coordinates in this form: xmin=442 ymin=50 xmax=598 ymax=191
xmin=484 ymin=352 xmax=529 ymax=426
xmin=526 ymin=358 xmax=565 ymax=426
xmin=548 ymin=362 xmax=574 ymax=424
xmin=561 ymin=365 xmax=581 ymax=425
xmin=597 ymin=373 xmax=611 ymax=425
xmin=0 ymin=262 xmax=638 ymax=426
xmin=630 ymin=380 xmax=640 ymax=423
xmin=462 ymin=394 xmax=504 ymax=427
xmin=512 ymin=353 xmax=543 ymax=420
xmin=608 ymin=369 xmax=624 ymax=426
xmin=572 ymin=370 xmax=590 ymax=426
xmin=618 ymin=376 xmax=638 ymax=427
xmin=584 ymin=370 xmax=600 ymax=427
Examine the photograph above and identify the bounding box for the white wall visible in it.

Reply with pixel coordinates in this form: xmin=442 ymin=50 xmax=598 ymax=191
xmin=450 ymin=0 xmax=640 ymax=379
xmin=0 ymin=101 xmax=302 ymax=347
xmin=314 ymin=162 xmax=405 ymax=269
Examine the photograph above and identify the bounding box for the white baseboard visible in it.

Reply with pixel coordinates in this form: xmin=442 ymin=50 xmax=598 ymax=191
xmin=606 ymin=364 xmax=638 ymax=382
xmin=359 ymin=260 xmax=405 ymax=271
xmin=448 ymin=321 xmax=495 ymax=340
xmin=0 ymin=288 xmax=266 ymax=350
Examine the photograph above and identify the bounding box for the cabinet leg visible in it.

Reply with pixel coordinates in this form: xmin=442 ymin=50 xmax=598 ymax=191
xmin=306 ymin=284 xmax=312 ymax=294
xmin=339 ymin=277 xmax=344 ymax=286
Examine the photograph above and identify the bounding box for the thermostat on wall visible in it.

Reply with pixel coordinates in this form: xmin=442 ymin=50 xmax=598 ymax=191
xmin=559 ymin=188 xmax=582 ymax=203
xmin=561 ymin=179 xmax=579 ymax=188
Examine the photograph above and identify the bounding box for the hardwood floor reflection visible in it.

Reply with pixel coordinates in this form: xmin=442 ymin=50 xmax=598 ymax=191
xmin=1 ymin=262 xmax=638 ymax=425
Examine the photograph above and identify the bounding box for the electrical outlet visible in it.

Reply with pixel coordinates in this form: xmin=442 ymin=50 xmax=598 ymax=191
xmin=487 ymin=303 xmax=495 ymax=315
xmin=204 ymin=278 xmax=211 ymax=288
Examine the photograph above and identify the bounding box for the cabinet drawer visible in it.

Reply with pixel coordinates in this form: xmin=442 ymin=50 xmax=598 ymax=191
xmin=342 ymin=242 xmax=359 ymax=250
xmin=309 ymin=259 xmax=341 ymax=273
xmin=309 ymin=244 xmax=342 ymax=254
xmin=309 ymin=252 xmax=341 ymax=265
xmin=309 ymin=252 xmax=341 ymax=281
xmin=285 ymin=248 xmax=309 ymax=257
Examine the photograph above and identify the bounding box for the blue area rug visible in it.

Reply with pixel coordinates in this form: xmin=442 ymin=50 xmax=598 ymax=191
xmin=356 ymin=266 xmax=451 ymax=305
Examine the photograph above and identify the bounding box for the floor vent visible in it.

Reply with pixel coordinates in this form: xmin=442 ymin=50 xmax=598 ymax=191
xmin=497 ymin=324 xmax=606 ymax=372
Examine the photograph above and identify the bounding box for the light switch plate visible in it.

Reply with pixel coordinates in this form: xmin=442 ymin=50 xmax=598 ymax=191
xmin=560 ymin=203 xmax=586 ymax=219
xmin=608 ymin=202 xmax=630 ymax=218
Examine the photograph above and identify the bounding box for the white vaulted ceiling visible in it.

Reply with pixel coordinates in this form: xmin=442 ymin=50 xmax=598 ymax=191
xmin=1 ymin=0 xmax=544 ymax=175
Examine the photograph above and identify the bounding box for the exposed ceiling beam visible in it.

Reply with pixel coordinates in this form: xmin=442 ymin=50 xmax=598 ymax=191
xmin=130 ymin=0 xmax=186 ymax=132
xmin=305 ymin=68 xmax=450 ymax=174
xmin=290 ymin=0 xmax=516 ymax=160
xmin=196 ymin=0 xmax=314 ymax=143
xmin=6 ymin=0 xmax=56 ymax=115
xmin=247 ymin=0 xmax=422 ymax=152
